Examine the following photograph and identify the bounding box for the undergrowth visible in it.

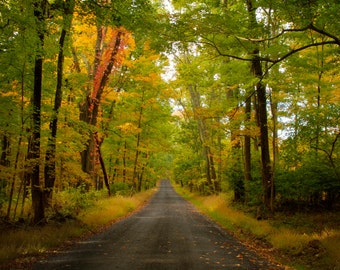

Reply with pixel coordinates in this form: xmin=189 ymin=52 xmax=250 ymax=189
xmin=175 ymin=185 xmax=340 ymax=270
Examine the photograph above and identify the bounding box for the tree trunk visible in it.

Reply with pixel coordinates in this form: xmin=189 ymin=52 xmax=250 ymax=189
xmin=44 ymin=0 xmax=75 ymax=205
xmin=0 ymin=135 xmax=10 ymax=167
xmin=188 ymin=84 xmax=215 ymax=192
xmin=269 ymin=90 xmax=278 ymax=210
xmin=209 ymin=152 xmax=218 ymax=191
xmin=123 ymin=141 xmax=127 ymax=183
xmin=217 ymin=123 xmax=223 ymax=191
xmin=6 ymin=134 xmax=23 ymax=220
xmin=14 ymin=69 xmax=29 ymax=220
xmin=139 ymin=152 xmax=148 ymax=191
xmin=31 ymin=49 xmax=45 ymax=224
xmin=94 ymin=132 xmax=111 ymax=196
xmin=244 ymin=96 xmax=252 ymax=183
xmin=132 ymin=91 xmax=144 ymax=189
xmin=80 ymin=29 xmax=123 ymax=175
xmin=226 ymin=87 xmax=245 ymax=201
xmin=111 ymin=157 xmax=119 ymax=183
xmin=21 ymin=136 xmax=33 ymax=218
xmin=252 ymin=53 xmax=273 ymax=209
xmin=30 ymin=0 xmax=47 ymax=224
xmin=252 ymin=94 xmax=260 ymax=151
xmin=247 ymin=0 xmax=273 ymax=210
xmin=231 ymin=131 xmax=245 ymax=202
xmin=1 ymin=134 xmax=10 ymax=219
xmin=270 ymin=91 xmax=278 ymax=168
xmin=12 ymin=134 xmax=25 ymax=220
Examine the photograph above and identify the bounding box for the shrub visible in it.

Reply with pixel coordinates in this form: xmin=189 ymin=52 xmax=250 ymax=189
xmin=110 ymin=182 xmax=131 ymax=196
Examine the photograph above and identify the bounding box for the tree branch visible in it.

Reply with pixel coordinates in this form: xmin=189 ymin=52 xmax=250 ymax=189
xmin=234 ymin=24 xmax=311 ymax=43
xmin=265 ymin=40 xmax=339 ymax=74
xmin=330 ymin=132 xmax=340 ymax=159
xmin=308 ymin=23 xmax=340 ymax=44
xmin=194 ymin=23 xmax=340 ymax=82
xmin=198 ymin=37 xmax=256 ymax=62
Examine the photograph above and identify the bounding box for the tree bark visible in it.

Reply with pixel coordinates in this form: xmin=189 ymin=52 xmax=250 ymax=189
xmin=132 ymin=91 xmax=144 ymax=190
xmin=252 ymin=53 xmax=273 ymax=209
xmin=80 ymin=30 xmax=123 ymax=175
xmin=94 ymin=132 xmax=111 ymax=196
xmin=44 ymin=0 xmax=75 ymax=205
xmin=123 ymin=141 xmax=127 ymax=183
xmin=247 ymin=0 xmax=273 ymax=210
xmin=1 ymin=133 xmax=10 ymax=218
xmin=227 ymin=88 xmax=245 ymax=202
xmin=188 ymin=84 xmax=215 ymax=193
xmin=138 ymin=152 xmax=148 ymax=192
xmin=0 ymin=135 xmax=10 ymax=167
xmin=30 ymin=0 xmax=47 ymax=224
xmin=244 ymin=96 xmax=252 ymax=183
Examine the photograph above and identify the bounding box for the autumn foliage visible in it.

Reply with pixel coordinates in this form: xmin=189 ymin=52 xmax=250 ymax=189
xmin=90 ymin=26 xmax=134 ymax=113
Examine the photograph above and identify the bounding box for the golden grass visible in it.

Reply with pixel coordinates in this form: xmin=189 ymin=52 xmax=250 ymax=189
xmin=79 ymin=190 xmax=154 ymax=228
xmin=0 ymin=223 xmax=84 ymax=262
xmin=179 ymin=191 xmax=274 ymax=237
xmin=317 ymin=230 xmax=340 ymax=268
xmin=269 ymin=229 xmax=310 ymax=253
xmin=174 ymin=185 xmax=340 ymax=269
xmin=0 ymin=188 xmax=156 ymax=265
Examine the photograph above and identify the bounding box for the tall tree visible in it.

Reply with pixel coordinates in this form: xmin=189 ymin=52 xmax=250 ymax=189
xmin=169 ymin=0 xmax=340 ymax=209
xmin=44 ymin=0 xmax=75 ymax=205
xmin=79 ymin=27 xmax=127 ymax=175
xmin=246 ymin=0 xmax=273 ymax=209
xmin=30 ymin=0 xmax=48 ymax=224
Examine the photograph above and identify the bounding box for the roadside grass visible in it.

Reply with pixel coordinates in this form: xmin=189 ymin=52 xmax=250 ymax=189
xmin=175 ymin=185 xmax=340 ymax=270
xmin=0 ymin=188 xmax=155 ymax=266
xmin=79 ymin=192 xmax=151 ymax=227
xmin=0 ymin=222 xmax=84 ymax=264
xmin=321 ymin=232 xmax=340 ymax=266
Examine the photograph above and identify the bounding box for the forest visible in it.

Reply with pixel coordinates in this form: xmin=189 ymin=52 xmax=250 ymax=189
xmin=0 ymin=0 xmax=339 ymax=236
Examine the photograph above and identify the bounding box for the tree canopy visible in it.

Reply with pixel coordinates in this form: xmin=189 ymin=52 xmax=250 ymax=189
xmin=0 ymin=0 xmax=339 ymax=223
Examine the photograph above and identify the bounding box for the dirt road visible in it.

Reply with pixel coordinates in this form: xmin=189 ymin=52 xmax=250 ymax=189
xmin=33 ymin=180 xmax=282 ymax=269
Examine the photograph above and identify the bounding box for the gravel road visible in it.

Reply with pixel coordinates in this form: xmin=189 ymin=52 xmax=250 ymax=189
xmin=33 ymin=180 xmax=283 ymax=270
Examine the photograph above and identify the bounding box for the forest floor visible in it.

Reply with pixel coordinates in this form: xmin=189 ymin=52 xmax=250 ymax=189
xmin=269 ymin=208 xmax=340 ymax=269
xmin=237 ymin=210 xmax=340 ymax=270
xmin=176 ymin=188 xmax=340 ymax=270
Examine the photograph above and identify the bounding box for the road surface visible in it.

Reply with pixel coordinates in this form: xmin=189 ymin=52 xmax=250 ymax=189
xmin=33 ymin=180 xmax=282 ymax=269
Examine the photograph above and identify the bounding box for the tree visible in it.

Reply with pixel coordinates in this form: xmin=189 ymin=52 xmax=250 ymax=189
xmin=1 ymin=0 xmax=340 ymax=224
xmin=106 ymin=44 xmax=171 ymax=191
xmin=168 ymin=0 xmax=340 ymax=209
xmin=29 ymin=0 xmax=48 ymax=224
xmin=79 ymin=26 xmax=130 ymax=176
xmin=44 ymin=0 xmax=76 ymax=205
xmin=246 ymin=0 xmax=273 ymax=209
xmin=170 ymin=49 xmax=227 ymax=194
